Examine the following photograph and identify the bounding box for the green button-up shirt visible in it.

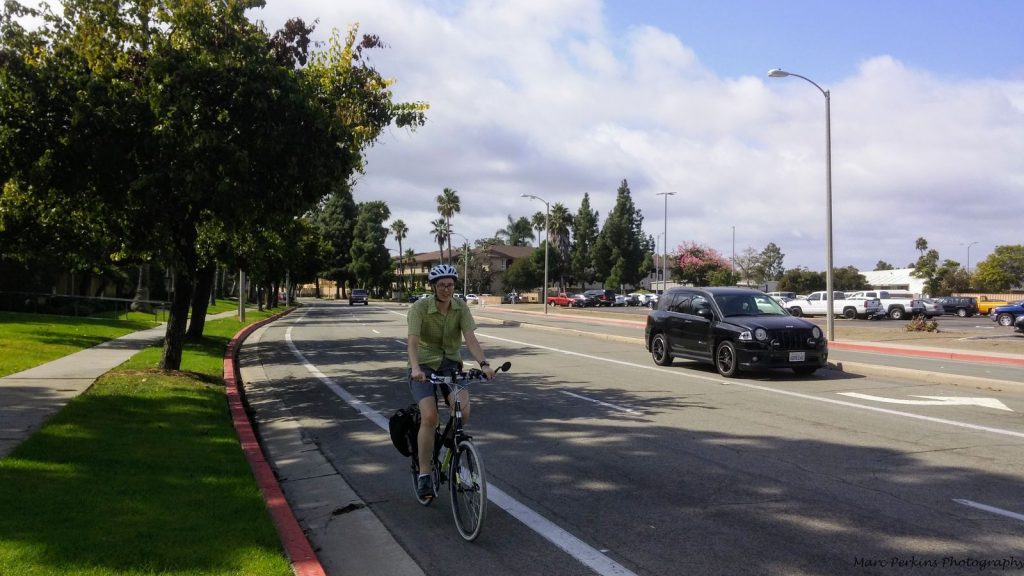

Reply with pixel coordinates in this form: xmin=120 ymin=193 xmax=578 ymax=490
xmin=407 ymin=296 xmax=477 ymax=370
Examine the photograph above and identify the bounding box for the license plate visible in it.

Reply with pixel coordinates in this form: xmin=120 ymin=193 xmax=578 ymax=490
xmin=789 ymin=351 xmax=806 ymax=362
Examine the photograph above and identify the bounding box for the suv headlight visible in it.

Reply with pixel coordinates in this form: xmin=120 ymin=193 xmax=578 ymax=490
xmin=812 ymin=326 xmax=823 ymax=340
xmin=754 ymin=328 xmax=768 ymax=341
xmin=739 ymin=330 xmax=753 ymax=341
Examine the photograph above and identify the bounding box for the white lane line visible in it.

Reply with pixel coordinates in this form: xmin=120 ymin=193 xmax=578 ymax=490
xmin=560 ymin=391 xmax=641 ymax=415
xmin=953 ymin=499 xmax=1024 ymax=523
xmin=283 ymin=319 xmax=637 ymax=576
xmin=478 ymin=332 xmax=1024 ymax=440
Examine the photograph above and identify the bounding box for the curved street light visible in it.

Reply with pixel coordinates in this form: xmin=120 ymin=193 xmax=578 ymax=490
xmin=521 ymin=194 xmax=550 ymax=314
xmin=961 ymin=241 xmax=979 ymax=275
xmin=768 ymin=68 xmax=834 ymax=341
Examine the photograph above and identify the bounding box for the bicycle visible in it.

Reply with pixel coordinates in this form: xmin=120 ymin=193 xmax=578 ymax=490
xmin=411 ymin=360 xmax=511 ymax=541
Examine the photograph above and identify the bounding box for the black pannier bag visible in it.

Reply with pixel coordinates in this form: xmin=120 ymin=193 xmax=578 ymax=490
xmin=389 ymin=404 xmax=420 ymax=457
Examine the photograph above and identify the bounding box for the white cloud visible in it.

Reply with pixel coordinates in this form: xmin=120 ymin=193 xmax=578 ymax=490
xmin=255 ymin=0 xmax=1024 ymax=275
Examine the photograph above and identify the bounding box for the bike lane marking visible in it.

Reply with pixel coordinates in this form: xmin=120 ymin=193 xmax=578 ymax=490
xmin=476 ymin=332 xmax=1024 ymax=440
xmin=283 ymin=313 xmax=640 ymax=576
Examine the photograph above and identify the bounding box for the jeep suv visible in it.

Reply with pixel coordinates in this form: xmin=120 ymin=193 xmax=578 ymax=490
xmin=583 ymin=289 xmax=616 ymax=307
xmin=349 ymin=288 xmax=369 ymax=306
xmin=933 ymin=296 xmax=977 ymax=317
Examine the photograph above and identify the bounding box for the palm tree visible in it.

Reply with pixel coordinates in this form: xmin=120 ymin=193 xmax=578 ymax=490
xmin=495 ymin=215 xmax=534 ymax=246
xmin=548 ymin=203 xmax=573 ymax=291
xmin=430 ymin=218 xmax=449 ymax=259
xmin=530 ymin=211 xmax=545 ymax=247
xmin=390 ymin=219 xmax=408 ymax=294
xmin=436 ymin=187 xmax=461 ymax=264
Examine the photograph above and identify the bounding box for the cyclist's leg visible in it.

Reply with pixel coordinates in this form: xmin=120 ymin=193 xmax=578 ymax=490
xmin=409 ymin=367 xmax=439 ymax=481
xmin=437 ymin=358 xmax=471 ymax=425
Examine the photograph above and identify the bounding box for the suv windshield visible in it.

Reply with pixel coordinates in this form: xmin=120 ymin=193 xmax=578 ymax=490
xmin=713 ymin=293 xmax=788 ymax=317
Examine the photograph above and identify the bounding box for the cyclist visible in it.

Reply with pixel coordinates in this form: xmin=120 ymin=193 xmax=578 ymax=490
xmin=407 ymin=263 xmax=496 ymax=499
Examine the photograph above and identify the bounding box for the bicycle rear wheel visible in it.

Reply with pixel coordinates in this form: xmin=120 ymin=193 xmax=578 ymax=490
xmin=449 ymin=439 xmax=487 ymax=541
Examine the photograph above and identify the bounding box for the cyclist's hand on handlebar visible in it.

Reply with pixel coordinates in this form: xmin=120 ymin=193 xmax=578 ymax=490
xmin=482 ymin=365 xmax=496 ymax=380
xmin=411 ymin=367 xmax=426 ymax=382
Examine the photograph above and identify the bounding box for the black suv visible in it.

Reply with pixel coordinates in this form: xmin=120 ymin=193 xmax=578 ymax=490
xmin=583 ymin=289 xmax=616 ymax=307
xmin=645 ymin=287 xmax=827 ymax=377
xmin=349 ymin=288 xmax=369 ymax=306
xmin=933 ymin=296 xmax=978 ymax=317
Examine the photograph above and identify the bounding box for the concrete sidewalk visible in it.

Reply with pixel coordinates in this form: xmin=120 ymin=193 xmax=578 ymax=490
xmin=0 ymin=310 xmax=237 ymax=458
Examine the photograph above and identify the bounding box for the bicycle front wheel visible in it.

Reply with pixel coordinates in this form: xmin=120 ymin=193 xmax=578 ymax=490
xmin=449 ymin=439 xmax=487 ymax=541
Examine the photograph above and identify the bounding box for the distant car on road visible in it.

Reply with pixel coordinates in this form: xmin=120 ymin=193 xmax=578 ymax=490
xmin=465 ymin=294 xmax=480 ymax=304
xmin=349 ymin=288 xmax=369 ymax=306
xmin=1014 ymin=314 xmax=1024 ymax=334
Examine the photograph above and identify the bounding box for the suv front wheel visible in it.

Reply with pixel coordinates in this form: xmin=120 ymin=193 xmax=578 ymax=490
xmin=715 ymin=341 xmax=739 ymax=378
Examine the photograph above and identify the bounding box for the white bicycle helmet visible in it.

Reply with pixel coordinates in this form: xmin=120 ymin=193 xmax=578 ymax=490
xmin=427 ymin=263 xmax=459 ymax=283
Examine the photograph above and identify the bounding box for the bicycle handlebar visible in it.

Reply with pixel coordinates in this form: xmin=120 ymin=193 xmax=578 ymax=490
xmin=426 ymin=361 xmax=511 ymax=384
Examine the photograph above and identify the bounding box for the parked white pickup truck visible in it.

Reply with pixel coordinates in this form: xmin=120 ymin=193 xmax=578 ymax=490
xmin=847 ymin=290 xmax=926 ymax=320
xmin=785 ymin=291 xmax=884 ymax=319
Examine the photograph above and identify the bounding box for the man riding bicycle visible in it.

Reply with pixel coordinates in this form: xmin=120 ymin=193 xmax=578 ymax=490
xmin=407 ymin=263 xmax=496 ymax=499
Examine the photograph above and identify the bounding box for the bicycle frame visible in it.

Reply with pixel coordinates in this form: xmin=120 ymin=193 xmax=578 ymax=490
xmin=412 ymin=362 xmax=510 ymax=541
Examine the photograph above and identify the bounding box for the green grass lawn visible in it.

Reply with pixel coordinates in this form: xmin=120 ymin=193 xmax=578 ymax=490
xmin=0 ymin=312 xmax=159 ymax=378
xmin=0 ymin=307 xmax=297 ymax=576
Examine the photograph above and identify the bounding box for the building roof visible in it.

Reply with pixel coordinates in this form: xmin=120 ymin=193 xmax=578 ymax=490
xmin=860 ymin=268 xmax=926 ymax=294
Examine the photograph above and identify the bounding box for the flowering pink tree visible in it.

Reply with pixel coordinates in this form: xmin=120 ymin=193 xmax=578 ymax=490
xmin=674 ymin=241 xmax=732 ymax=286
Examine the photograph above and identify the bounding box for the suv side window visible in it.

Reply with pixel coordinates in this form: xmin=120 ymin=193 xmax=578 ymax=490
xmin=691 ymin=294 xmax=710 ymax=315
xmin=669 ymin=292 xmax=691 ymax=314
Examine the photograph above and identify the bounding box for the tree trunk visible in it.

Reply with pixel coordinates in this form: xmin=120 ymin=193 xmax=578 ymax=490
xmin=160 ymin=269 xmax=193 ymax=371
xmin=314 ymin=277 xmax=321 ymax=298
xmin=186 ymin=265 xmax=215 ymax=340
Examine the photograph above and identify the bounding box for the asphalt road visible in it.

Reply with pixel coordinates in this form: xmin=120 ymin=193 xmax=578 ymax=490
xmin=253 ymin=301 xmax=1024 ymax=576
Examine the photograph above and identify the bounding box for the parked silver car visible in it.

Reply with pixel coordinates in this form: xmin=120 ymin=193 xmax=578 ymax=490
xmin=919 ymin=298 xmax=945 ymax=319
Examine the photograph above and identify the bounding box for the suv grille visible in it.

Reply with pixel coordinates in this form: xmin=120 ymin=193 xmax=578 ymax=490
xmin=769 ymin=329 xmax=813 ymax=351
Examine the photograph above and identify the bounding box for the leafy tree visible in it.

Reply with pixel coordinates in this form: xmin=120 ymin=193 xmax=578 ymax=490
xmin=1 ymin=3 xmax=426 ymax=370
xmin=672 ymin=242 xmax=731 ymax=286
xmin=911 ymin=248 xmax=940 ymax=293
xmin=317 ymin=191 xmax=359 ymax=298
xmin=832 ymin=266 xmax=869 ymax=291
xmin=777 ymin=267 xmax=825 ymax=295
xmin=592 ymin=180 xmax=646 ymax=289
xmin=875 ymin=260 xmax=894 ymax=271
xmin=349 ymin=201 xmax=391 ymax=289
xmin=570 ymin=194 xmax=599 ymax=285
xmin=436 ymin=187 xmax=460 ymax=263
xmin=932 ymin=259 xmax=969 ymax=295
xmin=390 ymin=219 xmax=409 ymax=293
xmin=503 ymin=255 xmax=541 ymax=293
xmin=495 ymin=215 xmax=533 ymax=246
xmin=760 ymin=243 xmax=786 ymax=280
xmin=973 ymin=244 xmax=1024 ymax=291
xmin=733 ymin=247 xmax=761 ymax=285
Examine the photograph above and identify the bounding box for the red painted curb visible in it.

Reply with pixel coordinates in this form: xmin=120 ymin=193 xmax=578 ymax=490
xmin=829 ymin=340 xmax=1024 ymax=367
xmin=222 ymin=306 xmax=327 ymax=576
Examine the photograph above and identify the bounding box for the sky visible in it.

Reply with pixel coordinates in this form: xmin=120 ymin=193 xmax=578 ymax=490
xmin=243 ymin=0 xmax=1024 ymax=274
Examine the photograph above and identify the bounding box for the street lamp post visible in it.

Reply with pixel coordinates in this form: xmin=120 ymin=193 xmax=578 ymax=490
xmin=769 ymin=68 xmax=834 ymax=341
xmin=962 ymin=241 xmax=979 ymax=275
xmin=656 ymin=192 xmax=676 ymax=294
xmin=450 ymin=232 xmax=470 ymax=298
xmin=653 ymin=232 xmax=664 ymax=292
xmin=521 ymin=194 xmax=550 ymax=314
